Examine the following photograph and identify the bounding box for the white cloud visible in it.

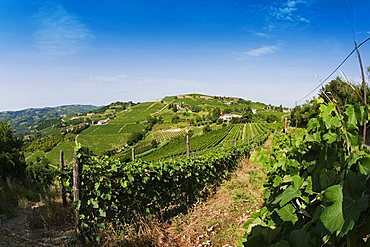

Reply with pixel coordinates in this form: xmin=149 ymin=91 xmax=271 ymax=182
xmin=245 ymin=45 xmax=280 ymax=57
xmin=34 ymin=2 xmax=93 ymax=56
xmin=254 ymin=32 xmax=270 ymax=38
xmin=271 ymin=0 xmax=311 ymax=24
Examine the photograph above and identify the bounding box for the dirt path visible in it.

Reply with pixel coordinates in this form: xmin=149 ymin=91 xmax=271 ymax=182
xmin=165 ymin=155 xmax=265 ymax=247
xmin=249 ymin=123 xmax=254 ymax=139
xmin=147 ymin=102 xmax=159 ymax=110
xmin=151 ymin=99 xmax=175 ymax=116
xmin=242 ymin=123 xmax=247 ymax=140
xmin=117 ymin=124 xmax=127 ymax=134
xmin=0 ymin=202 xmax=76 ymax=247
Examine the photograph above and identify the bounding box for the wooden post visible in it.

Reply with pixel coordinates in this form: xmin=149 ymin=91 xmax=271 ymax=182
xmin=232 ymin=139 xmax=236 ymax=147
xmin=132 ymin=147 xmax=135 ymax=161
xmin=284 ymin=117 xmax=288 ymax=132
xmin=355 ymin=41 xmax=367 ymax=144
xmin=186 ymin=134 xmax=190 ymax=159
xmin=60 ymin=150 xmax=67 ymax=207
xmin=73 ymin=149 xmax=81 ymax=235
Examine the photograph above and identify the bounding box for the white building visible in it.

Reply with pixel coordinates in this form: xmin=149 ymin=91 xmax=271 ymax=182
xmin=219 ymin=114 xmax=242 ymax=121
xmin=96 ymin=119 xmax=110 ymax=125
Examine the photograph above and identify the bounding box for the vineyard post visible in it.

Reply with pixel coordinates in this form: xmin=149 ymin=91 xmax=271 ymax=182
xmin=284 ymin=117 xmax=288 ymax=132
xmin=73 ymin=149 xmax=82 ymax=235
xmin=355 ymin=41 xmax=367 ymax=144
xmin=132 ymin=147 xmax=135 ymax=161
xmin=60 ymin=150 xmax=67 ymax=207
xmin=186 ymin=134 xmax=190 ymax=159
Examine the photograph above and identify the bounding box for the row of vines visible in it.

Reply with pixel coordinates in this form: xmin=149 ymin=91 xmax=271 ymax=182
xmin=64 ymin=133 xmax=269 ymax=240
xmin=241 ymin=100 xmax=370 ymax=246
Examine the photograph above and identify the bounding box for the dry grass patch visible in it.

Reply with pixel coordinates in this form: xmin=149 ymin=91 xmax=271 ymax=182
xmin=165 ymin=157 xmax=265 ymax=247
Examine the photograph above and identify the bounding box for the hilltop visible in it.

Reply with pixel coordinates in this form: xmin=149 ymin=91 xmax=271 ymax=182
xmin=22 ymin=93 xmax=286 ymax=166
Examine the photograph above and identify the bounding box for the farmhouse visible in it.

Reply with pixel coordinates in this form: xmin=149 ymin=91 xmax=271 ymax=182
xmin=219 ymin=114 xmax=242 ymax=121
xmin=96 ymin=118 xmax=110 ymax=125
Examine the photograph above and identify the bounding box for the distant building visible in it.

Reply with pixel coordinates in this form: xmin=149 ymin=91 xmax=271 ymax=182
xmin=283 ymin=109 xmax=291 ymax=113
xmin=252 ymin=108 xmax=257 ymax=114
xmin=96 ymin=118 xmax=110 ymax=125
xmin=219 ymin=114 xmax=242 ymax=121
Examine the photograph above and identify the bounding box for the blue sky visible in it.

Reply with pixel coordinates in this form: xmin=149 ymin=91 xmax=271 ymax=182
xmin=0 ymin=0 xmax=370 ymax=110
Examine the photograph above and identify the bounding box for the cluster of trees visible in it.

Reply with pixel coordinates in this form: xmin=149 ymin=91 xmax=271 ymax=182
xmin=0 ymin=121 xmax=26 ymax=181
xmin=92 ymin=101 xmax=135 ymax=114
xmin=127 ymin=116 xmax=163 ymax=146
xmin=290 ymin=77 xmax=368 ymax=127
xmin=0 ymin=121 xmax=57 ymax=190
xmin=25 ymin=133 xmax=64 ymax=153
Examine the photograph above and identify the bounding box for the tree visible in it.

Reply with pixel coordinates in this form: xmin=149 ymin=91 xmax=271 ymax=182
xmin=203 ymin=125 xmax=212 ymax=134
xmin=150 ymin=139 xmax=158 ymax=148
xmin=0 ymin=121 xmax=26 ymax=180
xmin=242 ymin=106 xmax=253 ymax=122
xmin=171 ymin=115 xmax=180 ymax=124
xmin=291 ymin=77 xmax=369 ymax=127
xmin=127 ymin=132 xmax=144 ymax=146
xmin=319 ymin=77 xmax=363 ymax=110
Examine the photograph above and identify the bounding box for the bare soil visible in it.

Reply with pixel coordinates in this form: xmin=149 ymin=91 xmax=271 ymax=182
xmin=0 ymin=201 xmax=76 ymax=247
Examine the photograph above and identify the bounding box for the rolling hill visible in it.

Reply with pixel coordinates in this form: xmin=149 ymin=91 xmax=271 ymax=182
xmin=0 ymin=105 xmax=99 ymax=135
xmin=22 ymin=94 xmax=286 ymax=165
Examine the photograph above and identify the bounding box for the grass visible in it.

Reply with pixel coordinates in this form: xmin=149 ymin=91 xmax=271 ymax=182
xmin=37 ymin=95 xmax=279 ymax=164
xmin=0 ymin=178 xmax=42 ymax=216
xmin=45 ymin=140 xmax=75 ymax=165
xmin=165 ymin=157 xmax=266 ymax=246
xmin=77 ymin=102 xmax=165 ymax=155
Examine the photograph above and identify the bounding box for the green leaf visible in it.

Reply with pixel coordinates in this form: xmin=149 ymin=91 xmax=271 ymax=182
xmin=276 ymin=204 xmax=298 ymax=224
xmin=355 ymin=104 xmax=365 ymax=125
xmin=341 ymin=172 xmax=369 ymax=234
xmin=289 ymin=229 xmax=311 ymax=247
xmin=292 ymin=175 xmax=303 ymax=190
xmin=347 ymin=131 xmax=359 ymax=146
xmin=273 ymin=185 xmax=301 ymax=207
xmin=99 ymin=209 xmax=106 ymax=217
xmin=92 ymin=199 xmax=99 ymax=209
xmin=345 ymin=105 xmax=357 ymax=127
xmin=273 ymin=176 xmax=282 ymax=187
xmin=323 ymin=132 xmax=338 ymax=144
xmin=320 ymin=184 xmax=344 ymax=234
xmin=319 ymin=169 xmax=336 ymax=190
xmin=358 ymin=157 xmax=370 ymax=175
xmin=320 ymin=177 xmax=369 ymax=236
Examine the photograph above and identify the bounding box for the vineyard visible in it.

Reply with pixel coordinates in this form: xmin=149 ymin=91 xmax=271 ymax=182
xmin=149 ymin=128 xmax=187 ymax=142
xmin=240 ymin=101 xmax=370 ymax=246
xmin=63 ymin=133 xmax=269 ymax=240
xmin=141 ymin=123 xmax=273 ymax=161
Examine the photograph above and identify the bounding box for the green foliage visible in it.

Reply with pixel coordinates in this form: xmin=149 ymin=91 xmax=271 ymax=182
xmin=127 ymin=132 xmax=144 ymax=146
xmin=319 ymin=77 xmax=364 ymax=110
xmin=291 ymin=77 xmax=369 ymax=128
xmin=203 ymin=125 xmax=212 ymax=134
xmin=0 ymin=121 xmax=26 ymax=180
xmin=242 ymin=107 xmax=253 ymax=122
xmin=65 ymin=140 xmax=267 ymax=239
xmin=171 ymin=115 xmax=180 ymax=123
xmin=290 ymin=99 xmax=320 ymax=127
xmin=26 ymin=157 xmax=57 ymax=189
xmin=150 ymin=139 xmax=158 ymax=148
xmin=0 ymin=105 xmax=97 ymax=135
xmin=25 ymin=133 xmax=64 ymax=153
xmin=241 ymin=101 xmax=370 ymax=246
